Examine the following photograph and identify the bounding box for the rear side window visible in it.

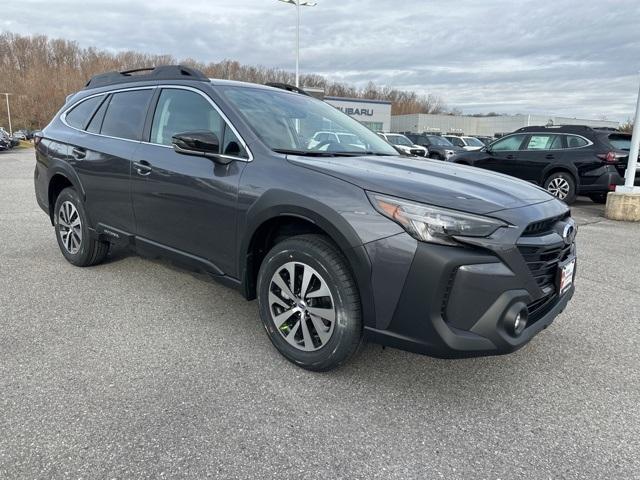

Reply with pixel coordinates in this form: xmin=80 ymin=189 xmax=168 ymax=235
xmin=101 ymin=90 xmax=153 ymax=141
xmin=65 ymin=96 xmax=103 ymax=130
xmin=525 ymin=134 xmax=556 ymax=150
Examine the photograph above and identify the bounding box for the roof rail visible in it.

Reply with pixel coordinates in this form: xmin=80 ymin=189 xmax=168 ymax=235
xmin=265 ymin=82 xmax=310 ymax=96
xmin=84 ymin=65 xmax=209 ymax=90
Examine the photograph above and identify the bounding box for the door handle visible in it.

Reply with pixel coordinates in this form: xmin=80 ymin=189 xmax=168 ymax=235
xmin=505 ymin=154 xmax=514 ymax=160
xmin=71 ymin=147 xmax=86 ymax=159
xmin=133 ymin=160 xmax=152 ymax=176
xmin=545 ymin=154 xmax=555 ymax=160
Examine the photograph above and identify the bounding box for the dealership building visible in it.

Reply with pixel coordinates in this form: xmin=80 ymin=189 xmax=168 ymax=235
xmin=323 ymin=96 xmax=392 ymax=132
xmin=391 ymin=113 xmax=620 ymax=137
xmin=306 ymin=87 xmax=620 ymax=137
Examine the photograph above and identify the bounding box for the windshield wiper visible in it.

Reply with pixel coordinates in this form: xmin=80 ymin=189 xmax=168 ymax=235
xmin=273 ymin=149 xmax=395 ymax=158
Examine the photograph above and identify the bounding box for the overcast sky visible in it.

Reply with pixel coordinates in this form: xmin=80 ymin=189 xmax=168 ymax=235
xmin=3 ymin=0 xmax=639 ymax=121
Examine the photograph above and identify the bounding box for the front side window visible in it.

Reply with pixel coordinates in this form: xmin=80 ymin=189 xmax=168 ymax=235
xmin=101 ymin=90 xmax=153 ymax=141
xmin=65 ymin=95 xmax=103 ymax=130
xmin=220 ymin=86 xmax=398 ymax=156
xmin=491 ymin=134 xmax=526 ymax=151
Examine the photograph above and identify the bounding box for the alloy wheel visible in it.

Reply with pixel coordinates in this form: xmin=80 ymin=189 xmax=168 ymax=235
xmin=58 ymin=201 xmax=82 ymax=254
xmin=268 ymin=261 xmax=336 ymax=352
xmin=547 ymin=177 xmax=570 ymax=200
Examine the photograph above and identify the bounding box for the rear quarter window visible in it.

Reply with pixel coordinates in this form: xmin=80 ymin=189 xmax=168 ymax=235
xmin=64 ymin=96 xmax=103 ymax=130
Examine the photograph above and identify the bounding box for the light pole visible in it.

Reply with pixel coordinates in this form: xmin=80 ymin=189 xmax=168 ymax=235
xmin=1 ymin=93 xmax=12 ymax=136
xmin=617 ymin=76 xmax=640 ymax=193
xmin=277 ymin=0 xmax=317 ymax=88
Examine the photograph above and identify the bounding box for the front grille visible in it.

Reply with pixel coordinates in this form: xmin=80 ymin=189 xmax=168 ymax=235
xmin=522 ymin=212 xmax=570 ymax=236
xmin=518 ymin=219 xmax=574 ymax=321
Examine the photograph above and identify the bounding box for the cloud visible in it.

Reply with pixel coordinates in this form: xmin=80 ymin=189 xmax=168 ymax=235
xmin=2 ymin=0 xmax=639 ymax=120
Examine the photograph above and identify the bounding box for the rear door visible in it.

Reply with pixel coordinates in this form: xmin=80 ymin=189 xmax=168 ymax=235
xmin=516 ymin=133 xmax=564 ymax=184
xmin=131 ymin=87 xmax=249 ymax=276
xmin=63 ymin=88 xmax=154 ymax=232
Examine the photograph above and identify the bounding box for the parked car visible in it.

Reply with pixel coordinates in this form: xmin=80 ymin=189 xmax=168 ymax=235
xmin=12 ymin=130 xmax=27 ymax=141
xmin=404 ymin=133 xmax=465 ymax=160
xmin=475 ymin=136 xmax=495 ymax=146
xmin=443 ymin=135 xmax=485 ymax=151
xmin=448 ymin=125 xmax=640 ymax=204
xmin=377 ymin=132 xmax=428 ymax=156
xmin=34 ymin=65 xmax=576 ymax=371
xmin=307 ymin=131 xmax=365 ymax=151
xmin=0 ymin=128 xmax=17 ymax=149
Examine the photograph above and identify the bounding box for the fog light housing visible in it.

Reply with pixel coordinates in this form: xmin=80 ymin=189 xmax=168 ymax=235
xmin=505 ymin=302 xmax=529 ymax=337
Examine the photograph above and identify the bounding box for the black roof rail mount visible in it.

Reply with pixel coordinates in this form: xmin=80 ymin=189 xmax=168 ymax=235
xmin=265 ymin=82 xmax=310 ymax=96
xmin=515 ymin=124 xmax=597 ymax=133
xmin=84 ymin=65 xmax=209 ymax=90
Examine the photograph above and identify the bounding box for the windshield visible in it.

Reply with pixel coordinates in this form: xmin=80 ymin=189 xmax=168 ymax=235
xmin=386 ymin=134 xmax=414 ymax=147
xmin=220 ymin=86 xmax=398 ymax=156
xmin=608 ymin=134 xmax=631 ymax=151
xmin=464 ymin=137 xmax=485 ymax=147
xmin=427 ymin=135 xmax=454 ymax=147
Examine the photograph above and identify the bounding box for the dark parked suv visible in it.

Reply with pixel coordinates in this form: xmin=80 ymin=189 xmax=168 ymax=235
xmin=34 ymin=66 xmax=577 ymax=371
xmin=449 ymin=125 xmax=639 ymax=204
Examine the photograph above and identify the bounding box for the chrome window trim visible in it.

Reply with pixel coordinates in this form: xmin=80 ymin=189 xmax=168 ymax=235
xmin=490 ymin=132 xmax=594 ymax=152
xmin=60 ymin=84 xmax=253 ymax=162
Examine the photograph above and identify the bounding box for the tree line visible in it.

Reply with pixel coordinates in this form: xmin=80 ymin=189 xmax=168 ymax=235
xmin=0 ymin=32 xmax=447 ymax=130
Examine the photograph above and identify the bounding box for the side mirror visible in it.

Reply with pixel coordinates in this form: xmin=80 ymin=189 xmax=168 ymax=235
xmin=172 ymin=131 xmax=231 ymax=165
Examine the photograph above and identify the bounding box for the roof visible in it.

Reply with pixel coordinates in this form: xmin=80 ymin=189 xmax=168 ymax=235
xmin=515 ymin=125 xmax=621 ymax=134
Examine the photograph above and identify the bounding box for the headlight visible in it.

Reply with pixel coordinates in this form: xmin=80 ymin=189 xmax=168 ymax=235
xmin=367 ymin=193 xmax=508 ymax=246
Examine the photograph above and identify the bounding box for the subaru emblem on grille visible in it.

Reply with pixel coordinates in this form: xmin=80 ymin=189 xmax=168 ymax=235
xmin=562 ymin=223 xmax=577 ymax=245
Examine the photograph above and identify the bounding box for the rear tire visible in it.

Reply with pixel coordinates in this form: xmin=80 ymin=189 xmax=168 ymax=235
xmin=588 ymin=193 xmax=608 ymax=204
xmin=257 ymin=234 xmax=362 ymax=371
xmin=544 ymin=172 xmax=577 ymax=204
xmin=54 ymin=187 xmax=109 ymax=267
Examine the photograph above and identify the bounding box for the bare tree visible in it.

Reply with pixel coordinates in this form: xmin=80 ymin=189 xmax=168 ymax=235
xmin=0 ymin=32 xmax=448 ymax=130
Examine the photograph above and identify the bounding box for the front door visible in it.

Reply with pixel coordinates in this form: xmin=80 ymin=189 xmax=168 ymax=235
xmin=475 ymin=133 xmax=527 ymax=177
xmin=131 ymin=87 xmax=250 ymax=276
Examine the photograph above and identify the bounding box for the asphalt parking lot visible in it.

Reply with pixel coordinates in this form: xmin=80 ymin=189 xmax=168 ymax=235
xmin=1 ymin=147 xmax=639 ymax=479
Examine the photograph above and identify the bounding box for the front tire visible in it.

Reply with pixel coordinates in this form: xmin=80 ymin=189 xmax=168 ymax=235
xmin=257 ymin=234 xmax=362 ymax=371
xmin=54 ymin=187 xmax=109 ymax=267
xmin=544 ymin=172 xmax=577 ymax=204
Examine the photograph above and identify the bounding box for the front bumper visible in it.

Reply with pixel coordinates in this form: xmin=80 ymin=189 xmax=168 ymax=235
xmin=363 ymin=203 xmax=576 ymax=358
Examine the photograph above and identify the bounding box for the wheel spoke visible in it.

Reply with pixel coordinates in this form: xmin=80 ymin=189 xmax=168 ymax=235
xmin=272 ymin=272 xmax=295 ymax=300
xmin=309 ymin=314 xmax=331 ymax=344
xmin=272 ymin=307 xmax=299 ymax=328
xmin=305 ymin=283 xmax=330 ymax=299
xmin=285 ymin=263 xmax=297 ymax=295
xmin=307 ymin=306 xmax=335 ymax=323
xmin=300 ymin=317 xmax=314 ymax=350
xmin=285 ymin=320 xmax=301 ymax=344
xmin=300 ymin=266 xmax=314 ymax=299
xmin=269 ymin=291 xmax=290 ymax=310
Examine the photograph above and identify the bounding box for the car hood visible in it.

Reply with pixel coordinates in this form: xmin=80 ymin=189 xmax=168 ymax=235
xmin=288 ymin=155 xmax=553 ymax=215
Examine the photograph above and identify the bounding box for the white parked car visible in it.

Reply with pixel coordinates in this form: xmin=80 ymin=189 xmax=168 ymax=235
xmin=443 ymin=135 xmax=485 ymax=151
xmin=377 ymin=133 xmax=428 ymax=157
xmin=308 ymin=131 xmax=366 ymax=151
